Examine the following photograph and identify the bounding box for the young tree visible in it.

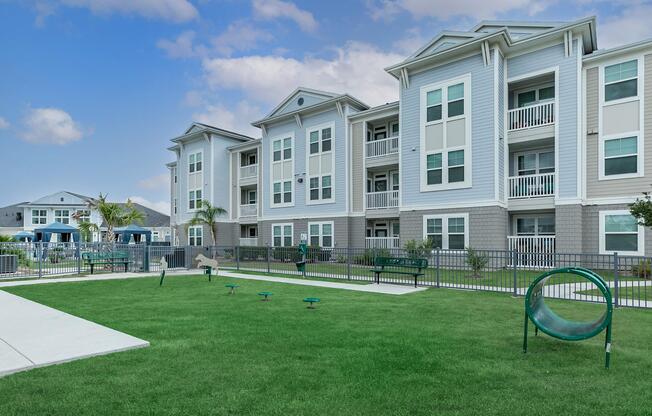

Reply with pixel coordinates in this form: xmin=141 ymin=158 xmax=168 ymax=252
xmin=87 ymin=194 xmax=145 ymax=242
xmin=630 ymin=192 xmax=652 ymax=227
xmin=187 ymin=200 xmax=227 ymax=245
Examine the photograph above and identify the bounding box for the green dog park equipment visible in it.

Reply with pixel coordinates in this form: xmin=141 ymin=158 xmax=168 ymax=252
xmin=523 ymin=267 xmax=613 ymax=368
xmin=258 ymin=292 xmax=273 ymax=301
xmin=202 ymin=266 xmax=213 ymax=282
xmin=295 ymin=241 xmax=307 ymax=275
xmin=225 ymin=283 xmax=239 ymax=294
xmin=303 ymin=297 xmax=320 ymax=309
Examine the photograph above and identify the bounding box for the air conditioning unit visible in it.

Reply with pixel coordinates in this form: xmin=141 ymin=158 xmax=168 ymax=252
xmin=0 ymin=255 xmax=18 ymax=274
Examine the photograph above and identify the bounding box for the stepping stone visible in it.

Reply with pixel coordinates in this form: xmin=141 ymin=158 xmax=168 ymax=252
xmin=303 ymin=297 xmax=320 ymax=309
xmin=225 ymin=284 xmax=239 ymax=294
xmin=258 ymin=292 xmax=273 ymax=301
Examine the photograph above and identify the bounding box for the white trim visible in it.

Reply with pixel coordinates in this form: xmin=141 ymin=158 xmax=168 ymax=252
xmin=344 ymin=104 xmax=350 ymax=214
xmin=307 ymin=220 xmax=335 ymax=248
xmin=419 ymin=74 xmax=472 ymax=192
xmin=269 ymin=132 xmax=295 ymax=208
xmin=271 ymin=222 xmax=294 ymax=247
xmin=599 ymin=210 xmax=644 ymax=256
xmin=493 ymin=47 xmax=500 ymax=201
xmin=422 ymin=213 xmax=470 ymax=249
xmin=400 ymin=199 xmax=507 ymax=212
xmin=187 ymin=225 xmax=203 ymax=247
xmin=583 ymin=196 xmax=639 ymax=205
xmin=305 ymin=121 xmax=336 ymax=206
xmin=503 ymin=52 xmax=509 ymax=203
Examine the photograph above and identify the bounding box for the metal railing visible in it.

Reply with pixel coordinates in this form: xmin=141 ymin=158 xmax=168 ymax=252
xmin=366 ymin=190 xmax=399 ymax=209
xmin=239 ymin=164 xmax=258 ymax=179
xmin=508 ymin=101 xmax=554 ymax=131
xmin=2 ymin=242 xmax=650 ymax=308
xmin=239 ymin=204 xmax=257 ymax=217
xmin=366 ymin=237 xmax=400 ymax=250
xmin=239 ymin=238 xmax=258 ymax=246
xmin=508 ymin=172 xmax=555 ymax=198
xmin=366 ymin=136 xmax=399 ymax=158
xmin=507 ymin=236 xmax=556 ymax=268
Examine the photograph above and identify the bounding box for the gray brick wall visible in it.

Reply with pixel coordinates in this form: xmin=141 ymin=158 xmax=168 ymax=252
xmin=174 ymin=221 xmax=237 ymax=246
xmin=399 ymin=205 xmax=508 ymax=249
xmin=555 ymin=205 xmax=583 ymax=253
xmin=258 ymin=217 xmax=351 ymax=247
xmin=582 ymin=204 xmax=652 ymax=256
xmin=348 ymin=216 xmax=366 ymax=247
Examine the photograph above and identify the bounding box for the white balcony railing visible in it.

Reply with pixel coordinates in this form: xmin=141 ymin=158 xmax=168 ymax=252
xmin=366 ymin=190 xmax=399 ymax=209
xmin=508 ymin=102 xmax=554 ymax=131
xmin=239 ymin=204 xmax=257 ymax=217
xmin=366 ymin=237 xmax=400 ymax=250
xmin=240 ymin=164 xmax=258 ymax=179
xmin=366 ymin=136 xmax=399 ymax=158
xmin=508 ymin=235 xmax=556 ymax=268
xmin=508 ymin=173 xmax=555 ymax=199
xmin=240 ymin=237 xmax=258 ymax=246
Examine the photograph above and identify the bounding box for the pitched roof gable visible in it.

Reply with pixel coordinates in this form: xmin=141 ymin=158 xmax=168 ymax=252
xmin=265 ymin=87 xmax=339 ymax=119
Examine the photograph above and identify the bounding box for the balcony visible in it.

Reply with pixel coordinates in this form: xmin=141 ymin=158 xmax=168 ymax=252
xmin=240 ymin=164 xmax=258 ymax=181
xmin=508 ymin=102 xmax=554 ymax=132
xmin=366 ymin=237 xmax=400 ymax=250
xmin=240 ymin=237 xmax=258 ymax=246
xmin=507 ymin=235 xmax=556 ymax=268
xmin=366 ymin=135 xmax=399 ymax=158
xmin=508 ymin=173 xmax=555 ymax=199
xmin=239 ymin=204 xmax=257 ymax=217
xmin=366 ymin=190 xmax=399 ymax=210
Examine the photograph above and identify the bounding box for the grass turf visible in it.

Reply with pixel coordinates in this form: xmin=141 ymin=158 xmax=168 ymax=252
xmin=1 ymin=275 xmax=651 ymax=415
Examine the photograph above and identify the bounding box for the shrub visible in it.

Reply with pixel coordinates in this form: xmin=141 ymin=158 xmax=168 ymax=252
xmin=632 ymin=260 xmax=651 ymax=280
xmin=405 ymin=239 xmax=433 ymax=259
xmin=352 ymin=248 xmax=390 ymax=265
xmin=466 ymin=247 xmax=488 ymax=278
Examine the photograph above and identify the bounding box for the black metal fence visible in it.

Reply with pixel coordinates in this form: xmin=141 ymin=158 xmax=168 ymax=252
xmin=1 ymin=242 xmax=650 ymax=308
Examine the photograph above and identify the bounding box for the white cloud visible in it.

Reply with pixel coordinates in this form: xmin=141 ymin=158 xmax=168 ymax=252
xmin=367 ymin=0 xmax=554 ymax=21
xmin=138 ymin=174 xmax=169 ymax=190
xmin=597 ymin=2 xmax=652 ymax=49
xmin=212 ymin=20 xmax=273 ymax=56
xmin=0 ymin=117 xmax=9 ymax=129
xmin=252 ymin=0 xmax=318 ymax=32
xmin=129 ymin=196 xmax=170 ymax=216
xmin=157 ymin=31 xmax=207 ymax=59
xmin=193 ymin=101 xmax=263 ymax=137
xmin=59 ymin=0 xmax=198 ymax=23
xmin=21 ymin=107 xmax=83 ymax=145
xmin=201 ymin=41 xmax=403 ymax=107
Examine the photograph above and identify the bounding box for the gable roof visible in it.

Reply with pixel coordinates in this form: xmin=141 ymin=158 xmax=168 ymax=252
xmin=23 ymin=191 xmax=94 ymax=207
xmin=264 ymin=87 xmax=340 ymax=119
xmin=409 ymin=31 xmax=479 ymax=59
xmin=175 ymin=123 xmax=256 ymax=144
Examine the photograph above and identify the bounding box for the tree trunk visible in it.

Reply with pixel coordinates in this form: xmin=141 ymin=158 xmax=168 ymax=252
xmin=210 ymin=223 xmax=217 ymax=246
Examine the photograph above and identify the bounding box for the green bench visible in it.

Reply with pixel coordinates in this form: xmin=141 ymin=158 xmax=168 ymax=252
xmin=370 ymin=256 xmax=428 ymax=287
xmin=82 ymin=251 xmax=130 ymax=274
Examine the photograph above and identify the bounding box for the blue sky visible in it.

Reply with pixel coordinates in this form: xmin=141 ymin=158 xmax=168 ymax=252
xmin=0 ymin=0 xmax=650 ymax=212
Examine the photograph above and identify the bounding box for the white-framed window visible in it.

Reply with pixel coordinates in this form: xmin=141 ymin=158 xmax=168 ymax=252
xmin=390 ymin=121 xmax=399 ymax=137
xmin=601 ymin=135 xmax=639 ymax=178
xmin=75 ymin=209 xmax=91 ymax=222
xmin=32 ymin=209 xmax=47 ymax=225
xmin=189 ymin=189 xmax=202 ymax=210
xmin=189 ymin=152 xmax=202 ymax=173
xmin=173 ymin=198 xmax=177 ymax=214
xmin=515 ymin=83 xmax=555 ymax=107
xmin=420 ymin=75 xmax=471 ymax=191
xmin=306 ymin=123 xmax=335 ymax=204
xmin=272 ymin=223 xmax=293 ymax=247
xmin=515 ymin=215 xmax=555 ymax=236
xmin=173 ymin=168 xmax=177 ymax=184
xmin=188 ymin=226 xmax=203 ymax=246
xmin=423 ymin=213 xmax=469 ymax=250
xmin=515 ymin=150 xmax=555 ymax=176
xmin=247 ymin=190 xmax=256 ymax=205
xmin=271 ymin=135 xmax=294 ymax=207
xmin=152 ymin=231 xmax=160 ymax=242
xmin=599 ymin=210 xmax=644 ymax=255
xmin=54 ymin=209 xmax=70 ymax=224
xmin=308 ymin=222 xmax=333 ymax=248
xmin=604 ymin=59 xmax=638 ymax=102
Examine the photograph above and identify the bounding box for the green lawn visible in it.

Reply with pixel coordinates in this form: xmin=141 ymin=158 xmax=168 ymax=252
xmin=1 ymin=275 xmax=651 ymax=415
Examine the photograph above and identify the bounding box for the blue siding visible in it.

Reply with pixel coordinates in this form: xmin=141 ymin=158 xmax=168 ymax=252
xmin=262 ymin=108 xmax=347 ymax=218
xmin=400 ymin=53 xmax=496 ymax=207
xmin=507 ymin=42 xmax=579 ymax=198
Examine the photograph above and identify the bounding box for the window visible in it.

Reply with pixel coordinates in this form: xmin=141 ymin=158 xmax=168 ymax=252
xmin=306 ymin=124 xmax=334 ymax=204
xmin=447 ymin=83 xmax=464 ymax=117
xmin=189 ymin=189 xmax=202 ymax=210
xmin=75 ymin=210 xmax=90 ymax=222
xmin=600 ymin=211 xmax=643 ymax=255
xmin=421 ymin=76 xmax=470 ymax=190
xmin=283 ymin=181 xmax=292 ymax=203
xmin=188 ymin=226 xmax=203 ymax=246
xmin=423 ymin=214 xmax=468 ymax=250
xmin=604 ymin=136 xmax=638 ymax=176
xmin=516 ymin=216 xmax=555 ymax=235
xmin=308 ymin=222 xmax=333 ymax=248
xmin=516 ymin=150 xmax=555 ymax=176
xmin=272 ymin=224 xmax=293 ymax=247
xmin=54 ymin=209 xmax=70 ymax=224
xmin=32 ymin=209 xmax=46 ymax=225
xmin=271 ymin=135 xmax=294 ymax=206
xmin=604 ymin=60 xmax=638 ymax=102
xmin=173 ymin=168 xmax=177 ymax=183
xmin=390 ymin=121 xmax=399 ymax=137
xmin=516 ymin=85 xmax=555 ymax=107
xmin=189 ymin=152 xmax=202 ymax=173
xmin=247 ymin=190 xmax=256 ymax=205
xmin=173 ymin=198 xmax=178 ymax=215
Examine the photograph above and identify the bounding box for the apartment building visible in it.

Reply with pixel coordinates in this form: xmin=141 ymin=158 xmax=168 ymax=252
xmin=168 ymin=16 xmax=652 ymax=258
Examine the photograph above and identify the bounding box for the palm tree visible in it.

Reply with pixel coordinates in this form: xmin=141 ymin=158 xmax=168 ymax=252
xmin=188 ymin=200 xmax=227 ymax=245
xmin=87 ymin=194 xmax=146 ymax=242
xmin=77 ymin=221 xmax=99 ymax=243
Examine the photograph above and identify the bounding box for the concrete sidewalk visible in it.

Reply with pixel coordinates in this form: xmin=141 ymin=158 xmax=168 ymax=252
xmin=0 ymin=290 xmax=149 ymax=377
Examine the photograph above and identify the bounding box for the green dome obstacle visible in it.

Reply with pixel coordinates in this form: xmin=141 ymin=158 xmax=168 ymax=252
xmin=523 ymin=267 xmax=613 ymax=368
